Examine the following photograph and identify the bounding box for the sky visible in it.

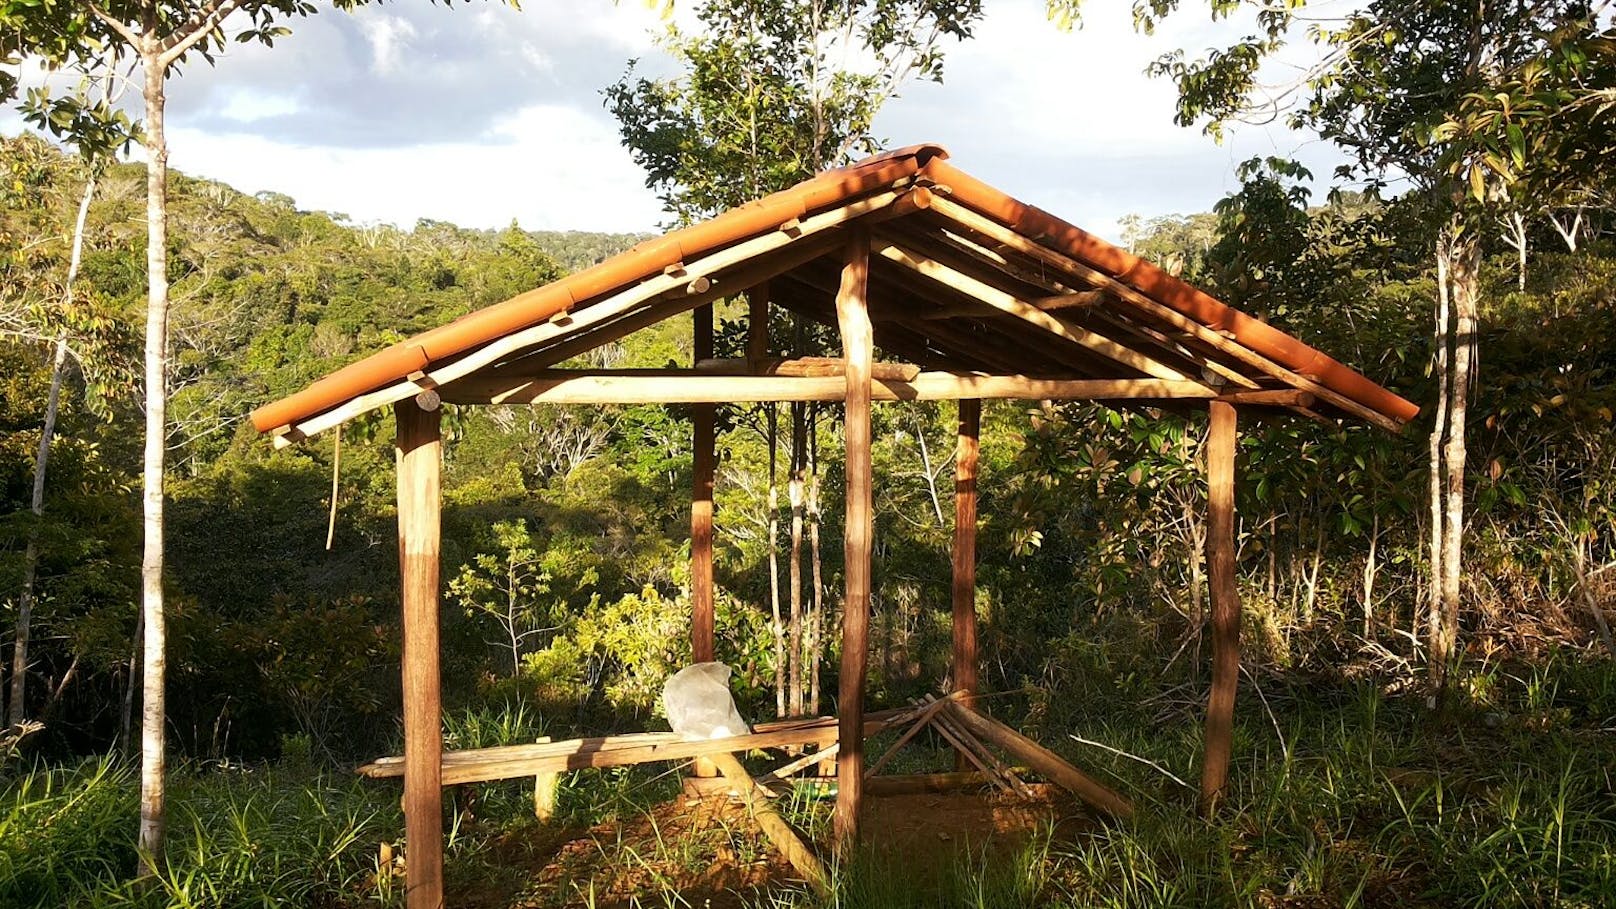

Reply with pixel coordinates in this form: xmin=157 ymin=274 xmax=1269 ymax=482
xmin=7 ymin=0 xmax=1353 ymax=241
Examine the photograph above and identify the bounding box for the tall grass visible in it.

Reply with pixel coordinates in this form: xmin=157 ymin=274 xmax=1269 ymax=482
xmin=0 ymin=760 xmax=402 ymax=908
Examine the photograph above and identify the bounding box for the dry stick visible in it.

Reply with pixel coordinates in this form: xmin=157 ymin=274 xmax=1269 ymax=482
xmin=932 ymin=709 xmax=1035 ymax=799
xmin=761 ymin=743 xmax=840 ymax=790
xmin=942 ymin=702 xmax=1134 ymax=819
xmin=324 ymin=424 xmax=341 ymax=551
xmin=1239 ymin=663 xmax=1291 ymax=765
xmin=921 ymin=703 xmax=1012 ymax=793
xmin=1067 ymin=733 xmax=1192 ymax=791
xmin=708 ymin=752 xmax=828 ymax=895
xmin=864 ymin=696 xmax=953 ymax=779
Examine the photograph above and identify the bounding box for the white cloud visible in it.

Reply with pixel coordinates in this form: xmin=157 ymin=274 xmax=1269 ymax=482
xmin=165 ymin=102 xmax=664 ymax=232
xmin=3 ymin=0 xmax=1352 ymax=241
xmin=357 ymin=13 xmax=417 ymax=76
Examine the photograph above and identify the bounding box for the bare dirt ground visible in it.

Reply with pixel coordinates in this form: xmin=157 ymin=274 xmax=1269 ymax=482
xmin=454 ymin=784 xmax=1088 ymax=908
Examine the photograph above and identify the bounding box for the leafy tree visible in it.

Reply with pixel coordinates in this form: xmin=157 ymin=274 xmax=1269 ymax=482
xmin=449 ymin=519 xmax=558 ymax=678
xmin=607 ymin=0 xmax=984 ymax=715
xmin=607 ymin=0 xmax=984 ymax=222
xmin=1053 ymin=0 xmax=1615 ymax=692
xmin=7 ymin=0 xmax=516 ymax=871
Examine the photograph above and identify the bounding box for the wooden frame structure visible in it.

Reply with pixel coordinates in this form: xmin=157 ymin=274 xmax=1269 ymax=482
xmin=251 ymin=144 xmax=1415 ymax=907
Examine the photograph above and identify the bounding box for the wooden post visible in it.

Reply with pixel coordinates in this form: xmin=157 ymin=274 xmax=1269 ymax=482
xmin=1199 ymin=400 xmax=1240 ymax=814
xmin=951 ymin=399 xmax=981 ymax=771
xmin=691 ymin=303 xmax=716 ymax=664
xmin=748 ymin=281 xmax=771 ymax=365
xmin=395 ymin=399 xmax=443 ymax=909
xmin=691 ymin=304 xmax=718 ymax=782
xmin=533 ymin=736 xmax=557 ymax=821
xmin=834 ymin=227 xmax=873 ymax=853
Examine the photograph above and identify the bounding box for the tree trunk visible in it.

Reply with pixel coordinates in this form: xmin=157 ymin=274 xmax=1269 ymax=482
xmin=1439 ymin=231 xmax=1479 ymax=688
xmin=1427 ymin=238 xmax=1454 ymax=691
xmin=807 ymin=419 xmax=824 ymax=715
xmin=788 ymin=404 xmax=805 ymax=717
xmin=1363 ymin=512 xmax=1380 ymax=639
xmin=766 ymin=404 xmax=785 ymax=718
xmin=137 ymin=45 xmax=171 ymax=877
xmin=9 ymin=171 xmax=96 ymax=730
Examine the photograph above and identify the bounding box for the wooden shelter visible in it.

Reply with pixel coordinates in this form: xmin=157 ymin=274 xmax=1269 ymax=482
xmin=252 ymin=143 xmax=1416 ymax=907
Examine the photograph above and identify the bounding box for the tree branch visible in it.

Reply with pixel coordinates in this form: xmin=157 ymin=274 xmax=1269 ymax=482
xmin=158 ymin=0 xmax=247 ymax=68
xmin=87 ymin=3 xmax=144 ymax=49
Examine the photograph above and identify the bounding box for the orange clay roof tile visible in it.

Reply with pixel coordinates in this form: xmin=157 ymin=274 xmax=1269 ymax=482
xmin=250 ymin=143 xmax=1417 ymax=434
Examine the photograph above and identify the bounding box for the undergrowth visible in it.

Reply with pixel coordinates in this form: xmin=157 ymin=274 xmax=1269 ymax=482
xmin=5 ymin=652 xmax=1616 ymax=908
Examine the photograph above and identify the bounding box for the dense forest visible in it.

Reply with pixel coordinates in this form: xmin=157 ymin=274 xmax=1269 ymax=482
xmin=4 ymin=0 xmax=1616 ymax=906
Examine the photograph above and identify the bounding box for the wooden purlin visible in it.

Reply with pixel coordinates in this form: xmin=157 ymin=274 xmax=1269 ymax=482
xmin=478 ymin=231 xmax=851 ymax=378
xmin=771 ymin=270 xmax=1011 ymax=375
xmin=863 ymin=262 xmax=1127 ymax=378
xmin=876 ymin=225 xmax=1222 ymax=383
xmin=874 ymin=242 xmax=1196 ymax=383
xmin=898 ymin=219 xmax=1306 ymax=408
xmin=782 ymin=256 xmax=1037 ymax=374
xmin=887 ymin=218 xmax=1217 ymax=380
xmin=273 ymin=188 xmax=917 ymax=445
xmin=922 ymin=197 xmax=1400 ymax=431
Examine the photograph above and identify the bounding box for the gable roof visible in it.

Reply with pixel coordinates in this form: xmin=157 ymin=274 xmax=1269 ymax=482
xmin=251 ymin=143 xmax=1417 ymax=439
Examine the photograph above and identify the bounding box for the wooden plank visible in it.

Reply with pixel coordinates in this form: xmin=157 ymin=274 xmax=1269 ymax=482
xmin=873 ymin=241 xmax=1193 ymax=383
xmin=358 ymin=713 xmax=910 ymax=785
xmin=1200 ymin=400 xmax=1241 ymax=814
xmin=691 ymin=304 xmax=716 ymax=665
xmin=941 ymin=702 xmax=1134 ymax=819
xmin=394 ymin=401 xmax=443 ymax=909
xmin=932 ymin=709 xmax=1035 ymax=799
xmin=708 ymin=752 xmax=829 ymax=894
xmin=761 ymin=743 xmax=839 ymax=787
xmin=924 ymin=197 xmax=1396 ymax=432
xmin=274 ymin=188 xmax=913 ymax=446
xmin=1215 ymin=389 xmax=1315 ymax=407
xmin=440 ymin=372 xmax=1219 ymax=406
xmin=835 ymin=227 xmax=873 ymax=853
xmin=532 ymin=736 xmax=557 ymax=821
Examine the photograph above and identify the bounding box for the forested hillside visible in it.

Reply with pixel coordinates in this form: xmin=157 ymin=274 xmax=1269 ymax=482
xmin=7 ymin=128 xmax=1615 ymax=757
xmin=5 ymin=130 xmax=1616 ymax=905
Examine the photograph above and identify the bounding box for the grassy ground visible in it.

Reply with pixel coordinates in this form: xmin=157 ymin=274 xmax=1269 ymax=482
xmin=6 ymin=650 xmax=1616 ymax=908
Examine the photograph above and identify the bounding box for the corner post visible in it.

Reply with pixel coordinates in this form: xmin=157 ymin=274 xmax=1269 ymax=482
xmin=395 ymin=399 xmax=443 ymax=909
xmin=951 ymin=399 xmax=981 ymax=770
xmin=691 ymin=303 xmax=716 ymax=664
xmin=1199 ymin=399 xmax=1240 ymax=814
xmin=834 ymin=227 xmax=873 ymax=853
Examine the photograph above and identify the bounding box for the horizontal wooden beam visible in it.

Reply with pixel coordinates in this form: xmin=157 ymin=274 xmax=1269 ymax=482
xmin=439 ymin=371 xmax=1224 ymax=406
xmin=695 ymin=356 xmax=921 ymax=381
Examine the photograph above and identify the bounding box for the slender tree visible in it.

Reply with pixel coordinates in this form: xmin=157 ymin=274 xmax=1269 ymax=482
xmin=8 ymin=0 xmax=514 ymax=872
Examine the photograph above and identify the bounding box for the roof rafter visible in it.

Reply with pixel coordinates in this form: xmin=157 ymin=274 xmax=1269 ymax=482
xmin=872 ymin=241 xmax=1199 ymax=384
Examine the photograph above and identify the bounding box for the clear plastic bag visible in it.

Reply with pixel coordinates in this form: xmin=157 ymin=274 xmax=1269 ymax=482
xmin=662 ymin=662 xmax=750 ymax=740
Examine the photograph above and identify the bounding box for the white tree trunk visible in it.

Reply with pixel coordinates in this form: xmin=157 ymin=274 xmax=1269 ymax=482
xmin=9 ymin=171 xmax=96 ymax=729
xmin=1427 ymin=238 xmax=1453 ymax=689
xmin=1439 ymin=232 xmax=1479 ymax=686
xmin=137 ymin=46 xmax=171 ymax=876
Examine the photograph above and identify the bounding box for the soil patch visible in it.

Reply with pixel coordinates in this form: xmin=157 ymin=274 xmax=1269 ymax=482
xmin=454 ymin=785 xmax=1086 ymax=908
